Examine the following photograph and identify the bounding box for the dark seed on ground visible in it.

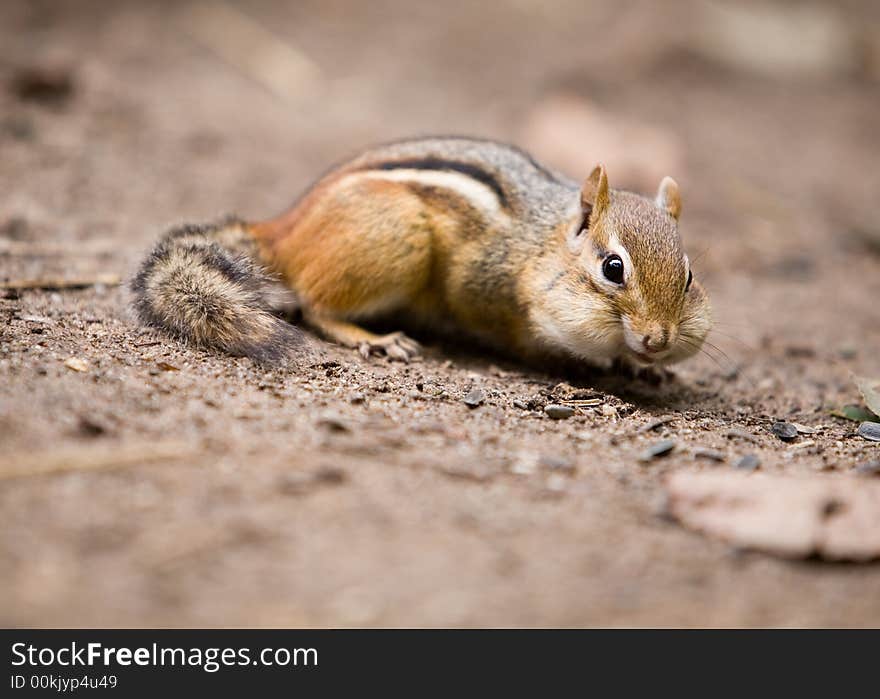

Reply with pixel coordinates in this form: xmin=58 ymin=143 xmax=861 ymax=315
xmin=639 ymin=439 xmax=676 ymax=462
xmin=463 ymin=388 xmax=485 ymax=408
xmin=734 ymin=454 xmax=760 ymax=470
xmin=784 ymin=345 xmax=815 ymax=358
xmin=11 ymin=66 xmax=75 ymax=104
xmin=539 ymin=454 xmax=574 ymax=471
xmin=858 ymin=421 xmax=880 ymax=442
xmin=78 ymin=416 xmax=107 ymax=437
xmin=544 ymin=404 xmax=575 ymax=420
xmin=317 ymin=414 xmax=350 ymax=432
xmin=638 ymin=416 xmax=675 ymax=433
xmin=771 ymin=421 xmax=798 ymax=441
xmin=693 ymin=447 xmax=726 ymax=462
xmin=854 ymin=460 xmax=880 ymax=476
xmin=277 ymin=467 xmax=347 ymax=495
xmin=314 ymin=466 xmax=347 ymax=484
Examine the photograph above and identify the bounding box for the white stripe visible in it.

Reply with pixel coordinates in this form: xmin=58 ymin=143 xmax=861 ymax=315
xmin=343 ymin=169 xmax=504 ymax=217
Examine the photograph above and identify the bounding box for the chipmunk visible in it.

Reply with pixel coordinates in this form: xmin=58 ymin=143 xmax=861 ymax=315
xmin=132 ymin=137 xmax=711 ymax=370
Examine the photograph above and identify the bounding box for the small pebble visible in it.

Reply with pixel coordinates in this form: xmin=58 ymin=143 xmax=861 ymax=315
xmin=600 ymin=404 xmax=617 ymax=417
xmin=544 ymin=404 xmax=575 ymax=420
xmin=463 ymin=388 xmax=485 ymax=408
xmin=857 ymin=421 xmax=880 ymax=442
xmin=512 ymin=399 xmax=529 ymax=410
xmin=511 ymin=452 xmax=538 ymax=475
xmin=734 ymin=454 xmax=761 ymax=471
xmin=545 ymin=474 xmax=568 ymax=493
xmin=639 ymin=439 xmax=676 ymax=462
xmin=854 ymin=460 xmax=880 ymax=476
xmin=771 ymin=421 xmax=798 ymax=442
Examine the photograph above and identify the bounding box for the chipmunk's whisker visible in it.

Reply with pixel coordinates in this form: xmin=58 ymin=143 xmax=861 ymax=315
xmin=677 ymin=336 xmax=728 ymax=372
xmin=707 ymin=328 xmax=755 ymax=351
xmin=701 ymin=339 xmax=734 ymax=365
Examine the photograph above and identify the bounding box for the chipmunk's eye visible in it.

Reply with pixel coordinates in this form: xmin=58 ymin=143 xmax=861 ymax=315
xmin=602 ymin=255 xmax=624 ymax=284
xmin=685 ymin=269 xmax=693 ymax=291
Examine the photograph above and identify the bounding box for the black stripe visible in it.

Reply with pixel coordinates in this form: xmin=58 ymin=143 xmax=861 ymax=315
xmin=374 ymin=136 xmax=563 ymax=185
xmin=369 ymin=157 xmax=510 ymax=210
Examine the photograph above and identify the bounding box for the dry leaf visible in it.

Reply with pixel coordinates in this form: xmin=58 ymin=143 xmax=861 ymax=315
xmin=157 ymin=362 xmax=179 ymax=372
xmin=664 ymin=470 xmax=880 ymax=562
xmin=830 ymin=405 xmax=876 ymax=422
xmin=63 ymin=357 xmax=88 ymax=372
xmin=854 ymin=376 xmax=880 ymax=419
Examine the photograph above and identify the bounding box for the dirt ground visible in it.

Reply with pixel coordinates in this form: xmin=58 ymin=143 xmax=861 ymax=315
xmin=2 ymin=0 xmax=880 ymax=627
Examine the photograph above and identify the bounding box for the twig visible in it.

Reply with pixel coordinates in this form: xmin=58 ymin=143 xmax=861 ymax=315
xmin=180 ymin=0 xmax=321 ymax=103
xmin=0 ymin=239 xmax=119 ymax=256
xmin=0 ymin=441 xmax=198 ymax=480
xmin=0 ymin=274 xmax=121 ymax=291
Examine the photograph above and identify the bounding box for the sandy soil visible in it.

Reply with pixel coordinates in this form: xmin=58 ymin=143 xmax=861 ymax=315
xmin=1 ymin=0 xmax=880 ymax=627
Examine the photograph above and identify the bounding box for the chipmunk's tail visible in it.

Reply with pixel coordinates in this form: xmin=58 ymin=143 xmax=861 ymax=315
xmin=131 ymin=217 xmax=303 ymax=363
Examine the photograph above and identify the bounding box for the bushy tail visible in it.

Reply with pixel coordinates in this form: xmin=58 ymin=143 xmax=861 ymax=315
xmin=131 ymin=218 xmax=303 ymax=363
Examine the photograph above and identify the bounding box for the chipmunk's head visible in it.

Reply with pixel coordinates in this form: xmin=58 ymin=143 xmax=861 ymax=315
xmin=546 ymin=164 xmax=711 ymax=367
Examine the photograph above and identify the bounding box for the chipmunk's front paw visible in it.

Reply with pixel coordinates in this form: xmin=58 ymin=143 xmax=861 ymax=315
xmin=358 ymin=331 xmax=421 ymax=362
xmin=612 ymin=357 xmax=674 ymax=385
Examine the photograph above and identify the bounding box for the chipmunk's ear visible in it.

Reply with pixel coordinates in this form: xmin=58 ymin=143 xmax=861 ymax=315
xmin=569 ymin=165 xmax=610 ymax=254
xmin=656 ymin=176 xmax=681 ymax=220
xmin=581 ymin=164 xmax=610 ymax=223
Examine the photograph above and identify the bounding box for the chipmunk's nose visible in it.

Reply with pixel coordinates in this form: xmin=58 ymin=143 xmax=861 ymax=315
xmin=642 ymin=327 xmax=670 ymax=353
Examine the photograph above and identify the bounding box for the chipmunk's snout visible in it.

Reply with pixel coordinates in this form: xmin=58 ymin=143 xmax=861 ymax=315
xmin=622 ymin=317 xmax=677 ymax=363
xmin=642 ymin=326 xmax=670 ymax=353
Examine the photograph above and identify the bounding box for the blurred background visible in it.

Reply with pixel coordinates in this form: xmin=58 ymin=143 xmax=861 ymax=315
xmin=3 ymin=0 xmax=879 ymax=256
xmin=2 ymin=0 xmax=880 ymax=627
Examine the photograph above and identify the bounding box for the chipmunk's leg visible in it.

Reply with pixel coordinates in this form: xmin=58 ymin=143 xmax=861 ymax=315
xmin=256 ymin=176 xmax=434 ymax=361
xmin=302 ymin=311 xmax=420 ymax=362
